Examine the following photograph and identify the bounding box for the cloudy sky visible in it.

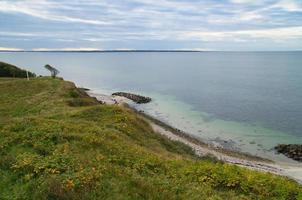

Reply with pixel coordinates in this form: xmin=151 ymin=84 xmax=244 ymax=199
xmin=0 ymin=0 xmax=302 ymax=51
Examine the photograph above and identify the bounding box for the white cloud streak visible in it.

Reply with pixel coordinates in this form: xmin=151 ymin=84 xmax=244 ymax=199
xmin=182 ymin=26 xmax=302 ymax=41
xmin=1 ymin=25 xmax=302 ymax=43
xmin=0 ymin=47 xmax=24 ymax=51
xmin=272 ymin=0 xmax=302 ymax=12
xmin=0 ymin=0 xmax=110 ymax=25
xmin=33 ymin=48 xmax=103 ymax=51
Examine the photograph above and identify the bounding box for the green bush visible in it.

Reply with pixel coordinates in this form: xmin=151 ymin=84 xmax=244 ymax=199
xmin=0 ymin=61 xmax=36 ymax=78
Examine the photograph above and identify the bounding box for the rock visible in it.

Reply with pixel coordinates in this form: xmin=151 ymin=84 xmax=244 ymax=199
xmin=78 ymin=87 xmax=90 ymax=91
xmin=274 ymin=144 xmax=302 ymax=162
xmin=112 ymin=92 xmax=151 ymax=104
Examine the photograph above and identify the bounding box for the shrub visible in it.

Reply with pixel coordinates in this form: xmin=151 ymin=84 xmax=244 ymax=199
xmin=0 ymin=61 xmax=36 ymax=78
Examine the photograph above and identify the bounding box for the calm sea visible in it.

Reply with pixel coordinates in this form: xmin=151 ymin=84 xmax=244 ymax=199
xmin=1 ymin=51 xmax=302 ymax=163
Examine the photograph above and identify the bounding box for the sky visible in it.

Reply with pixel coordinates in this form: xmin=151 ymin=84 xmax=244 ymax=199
xmin=0 ymin=0 xmax=302 ymax=51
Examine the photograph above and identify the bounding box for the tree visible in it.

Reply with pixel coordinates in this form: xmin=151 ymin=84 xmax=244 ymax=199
xmin=44 ymin=64 xmax=59 ymax=78
xmin=0 ymin=61 xmax=36 ymax=78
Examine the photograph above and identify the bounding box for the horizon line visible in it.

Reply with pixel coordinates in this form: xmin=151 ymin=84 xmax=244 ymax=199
xmin=1 ymin=50 xmax=302 ymax=53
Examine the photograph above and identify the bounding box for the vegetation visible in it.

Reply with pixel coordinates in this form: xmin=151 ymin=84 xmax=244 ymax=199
xmin=0 ymin=62 xmax=36 ymax=78
xmin=0 ymin=77 xmax=301 ymax=200
xmin=44 ymin=64 xmax=59 ymax=78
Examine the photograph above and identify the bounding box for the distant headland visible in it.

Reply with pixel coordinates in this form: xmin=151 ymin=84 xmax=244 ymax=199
xmin=0 ymin=49 xmax=204 ymax=53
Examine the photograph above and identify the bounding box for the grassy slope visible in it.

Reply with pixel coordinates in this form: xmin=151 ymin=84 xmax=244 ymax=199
xmin=0 ymin=77 xmax=301 ymax=200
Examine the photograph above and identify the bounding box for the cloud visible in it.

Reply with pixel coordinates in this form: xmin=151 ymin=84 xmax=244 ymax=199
xmin=237 ymin=26 xmax=302 ymax=39
xmin=33 ymin=48 xmax=103 ymax=51
xmin=113 ymin=48 xmax=135 ymax=51
xmin=0 ymin=0 xmax=301 ymax=50
xmin=272 ymin=0 xmax=302 ymax=12
xmin=0 ymin=31 xmax=38 ymax=37
xmin=0 ymin=47 xmax=24 ymax=51
xmin=238 ymin=12 xmax=263 ymax=21
xmin=179 ymin=48 xmax=215 ymax=51
xmin=206 ymin=11 xmax=264 ymax=25
xmin=229 ymin=0 xmax=264 ymax=5
xmin=181 ymin=26 xmax=302 ymax=41
xmin=0 ymin=1 xmax=110 ymax=25
xmin=82 ymin=38 xmax=116 ymax=42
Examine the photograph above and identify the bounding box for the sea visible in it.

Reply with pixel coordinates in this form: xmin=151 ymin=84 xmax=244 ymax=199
xmin=1 ymin=51 xmax=302 ymax=167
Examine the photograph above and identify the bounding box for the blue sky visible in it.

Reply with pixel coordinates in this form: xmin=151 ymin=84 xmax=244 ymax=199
xmin=0 ymin=0 xmax=302 ymax=51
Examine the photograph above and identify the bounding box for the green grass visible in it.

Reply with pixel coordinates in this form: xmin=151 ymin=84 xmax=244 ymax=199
xmin=0 ymin=77 xmax=301 ymax=200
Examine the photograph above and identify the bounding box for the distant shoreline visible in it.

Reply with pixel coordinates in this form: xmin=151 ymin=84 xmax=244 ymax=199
xmin=0 ymin=50 xmax=203 ymax=53
xmin=1 ymin=50 xmax=302 ymax=53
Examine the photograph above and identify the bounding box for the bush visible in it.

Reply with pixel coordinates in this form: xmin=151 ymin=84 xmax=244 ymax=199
xmin=0 ymin=61 xmax=36 ymax=78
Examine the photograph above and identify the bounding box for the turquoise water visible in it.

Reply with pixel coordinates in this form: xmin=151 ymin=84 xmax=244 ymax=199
xmin=1 ymin=51 xmax=302 ymax=162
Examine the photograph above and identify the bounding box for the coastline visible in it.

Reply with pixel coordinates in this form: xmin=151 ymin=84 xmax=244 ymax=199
xmin=2 ymin=77 xmax=301 ymax=198
xmin=87 ymin=91 xmax=302 ymax=183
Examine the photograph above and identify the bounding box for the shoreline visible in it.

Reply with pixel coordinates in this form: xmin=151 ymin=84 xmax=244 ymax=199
xmin=87 ymin=91 xmax=301 ymax=182
xmin=129 ymin=106 xmax=272 ymax=163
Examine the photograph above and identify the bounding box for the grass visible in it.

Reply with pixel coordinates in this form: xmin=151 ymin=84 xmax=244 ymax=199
xmin=0 ymin=77 xmax=301 ymax=200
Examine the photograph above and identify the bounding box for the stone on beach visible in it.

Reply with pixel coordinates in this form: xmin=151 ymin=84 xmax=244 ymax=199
xmin=275 ymin=144 xmax=302 ymax=162
xmin=112 ymin=92 xmax=151 ymax=104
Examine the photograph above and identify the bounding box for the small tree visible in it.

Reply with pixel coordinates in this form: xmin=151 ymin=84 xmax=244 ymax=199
xmin=44 ymin=64 xmax=59 ymax=78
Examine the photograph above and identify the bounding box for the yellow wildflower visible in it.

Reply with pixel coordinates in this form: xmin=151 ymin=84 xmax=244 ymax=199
xmin=66 ymin=179 xmax=75 ymax=189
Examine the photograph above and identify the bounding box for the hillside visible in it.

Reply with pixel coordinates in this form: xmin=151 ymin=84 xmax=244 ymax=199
xmin=0 ymin=77 xmax=301 ymax=200
xmin=0 ymin=61 xmax=36 ymax=78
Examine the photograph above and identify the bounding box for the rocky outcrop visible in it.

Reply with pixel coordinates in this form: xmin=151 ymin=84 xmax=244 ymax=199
xmin=275 ymin=144 xmax=302 ymax=162
xmin=112 ymin=92 xmax=151 ymax=104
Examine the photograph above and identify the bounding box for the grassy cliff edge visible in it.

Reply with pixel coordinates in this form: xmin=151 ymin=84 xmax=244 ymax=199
xmin=0 ymin=77 xmax=301 ymax=200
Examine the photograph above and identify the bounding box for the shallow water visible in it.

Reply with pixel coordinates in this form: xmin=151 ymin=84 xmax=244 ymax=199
xmin=1 ymin=51 xmax=302 ymax=164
